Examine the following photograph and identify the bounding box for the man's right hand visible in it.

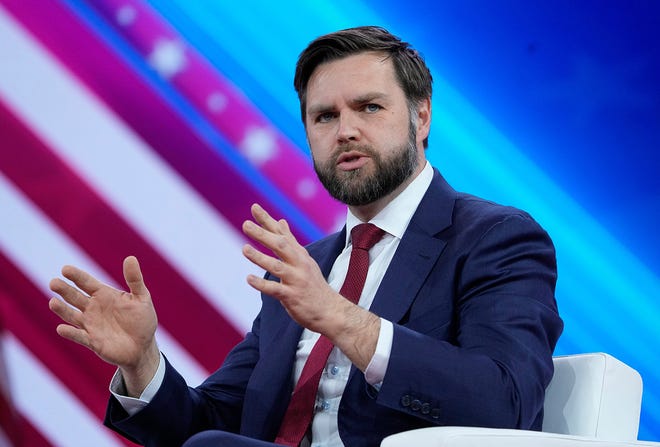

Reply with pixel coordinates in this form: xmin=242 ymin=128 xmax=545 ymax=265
xmin=49 ymin=255 xmax=160 ymax=397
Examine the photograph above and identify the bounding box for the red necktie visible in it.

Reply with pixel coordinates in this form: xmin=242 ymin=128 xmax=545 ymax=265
xmin=274 ymin=223 xmax=385 ymax=446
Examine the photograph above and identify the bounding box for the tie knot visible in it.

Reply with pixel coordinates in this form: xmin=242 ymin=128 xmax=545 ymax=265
xmin=350 ymin=223 xmax=385 ymax=251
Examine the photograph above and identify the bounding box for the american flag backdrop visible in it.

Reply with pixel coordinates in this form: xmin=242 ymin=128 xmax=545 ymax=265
xmin=0 ymin=1 xmax=345 ymax=445
xmin=1 ymin=1 xmax=659 ymax=445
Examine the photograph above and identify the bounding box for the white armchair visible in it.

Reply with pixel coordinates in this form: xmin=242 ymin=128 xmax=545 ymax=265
xmin=381 ymin=353 xmax=659 ymax=447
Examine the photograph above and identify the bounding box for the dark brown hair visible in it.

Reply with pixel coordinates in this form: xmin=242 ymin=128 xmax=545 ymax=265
xmin=294 ymin=26 xmax=433 ymax=146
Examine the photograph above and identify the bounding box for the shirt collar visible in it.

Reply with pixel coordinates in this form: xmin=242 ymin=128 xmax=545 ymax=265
xmin=345 ymin=161 xmax=433 ymax=245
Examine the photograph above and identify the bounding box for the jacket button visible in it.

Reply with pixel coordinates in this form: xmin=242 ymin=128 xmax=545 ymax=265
xmin=400 ymin=395 xmax=411 ymax=407
xmin=411 ymin=399 xmax=422 ymax=411
xmin=421 ymin=403 xmax=431 ymax=414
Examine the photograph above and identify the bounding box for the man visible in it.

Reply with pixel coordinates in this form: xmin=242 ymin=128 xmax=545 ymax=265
xmin=49 ymin=26 xmax=563 ymax=447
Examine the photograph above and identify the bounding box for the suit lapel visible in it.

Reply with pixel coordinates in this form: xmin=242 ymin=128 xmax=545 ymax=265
xmin=369 ymin=169 xmax=455 ymax=323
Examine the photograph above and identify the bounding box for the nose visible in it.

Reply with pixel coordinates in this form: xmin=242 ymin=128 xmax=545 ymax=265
xmin=336 ymin=111 xmax=360 ymax=144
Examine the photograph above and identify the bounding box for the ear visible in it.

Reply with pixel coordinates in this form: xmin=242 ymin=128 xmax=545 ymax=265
xmin=415 ymin=97 xmax=432 ymax=146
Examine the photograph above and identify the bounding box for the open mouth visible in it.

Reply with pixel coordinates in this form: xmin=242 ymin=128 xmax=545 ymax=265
xmin=336 ymin=151 xmax=369 ymax=171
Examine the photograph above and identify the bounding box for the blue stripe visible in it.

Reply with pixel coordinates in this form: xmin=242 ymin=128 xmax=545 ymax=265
xmin=59 ymin=0 xmax=326 ymax=242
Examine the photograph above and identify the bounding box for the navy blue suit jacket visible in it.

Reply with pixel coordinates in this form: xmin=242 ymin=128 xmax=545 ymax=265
xmin=106 ymin=169 xmax=563 ymax=447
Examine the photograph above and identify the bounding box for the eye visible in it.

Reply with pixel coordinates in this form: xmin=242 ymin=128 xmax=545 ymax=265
xmin=316 ymin=112 xmax=336 ymax=123
xmin=364 ymin=103 xmax=382 ymax=113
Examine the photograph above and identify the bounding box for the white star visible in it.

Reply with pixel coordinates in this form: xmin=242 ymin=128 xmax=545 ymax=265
xmin=241 ymin=127 xmax=278 ymax=166
xmin=116 ymin=5 xmax=137 ymax=26
xmin=148 ymin=39 xmax=187 ymax=78
xmin=296 ymin=178 xmax=318 ymax=199
xmin=206 ymin=92 xmax=227 ymax=113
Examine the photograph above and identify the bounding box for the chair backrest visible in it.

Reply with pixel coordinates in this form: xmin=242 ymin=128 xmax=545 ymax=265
xmin=542 ymin=353 xmax=643 ymax=441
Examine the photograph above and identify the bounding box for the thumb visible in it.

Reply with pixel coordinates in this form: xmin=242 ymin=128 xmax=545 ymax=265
xmin=123 ymin=255 xmax=148 ymax=296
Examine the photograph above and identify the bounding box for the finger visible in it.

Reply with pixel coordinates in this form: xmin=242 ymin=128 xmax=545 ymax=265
xmin=55 ymin=323 xmax=90 ymax=348
xmin=278 ymin=218 xmax=291 ymax=233
xmin=60 ymin=264 xmax=105 ymax=296
xmin=246 ymin=274 xmax=285 ymax=299
xmin=242 ymin=244 xmax=287 ymax=278
xmin=242 ymin=219 xmax=300 ymax=263
xmin=250 ymin=203 xmax=282 ymax=233
xmin=49 ymin=277 xmax=89 ymax=311
xmin=48 ymin=297 xmax=84 ymax=328
xmin=251 ymin=203 xmax=297 ymax=239
xmin=123 ymin=256 xmax=148 ymax=296
xmin=242 ymin=219 xmax=270 ymax=245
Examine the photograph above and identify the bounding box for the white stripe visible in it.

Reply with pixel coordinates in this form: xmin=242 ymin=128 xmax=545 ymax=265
xmin=0 ymin=171 xmax=207 ymax=386
xmin=0 ymin=6 xmax=261 ymax=333
xmin=3 ymin=333 xmax=122 ymax=447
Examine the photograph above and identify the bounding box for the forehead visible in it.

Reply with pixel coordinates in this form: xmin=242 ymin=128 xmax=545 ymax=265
xmin=305 ymin=52 xmax=402 ymax=105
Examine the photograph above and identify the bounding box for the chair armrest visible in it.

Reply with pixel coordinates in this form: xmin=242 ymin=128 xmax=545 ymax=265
xmin=381 ymin=427 xmax=660 ymax=447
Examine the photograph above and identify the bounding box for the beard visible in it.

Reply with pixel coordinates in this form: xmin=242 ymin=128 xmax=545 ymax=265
xmin=313 ymin=123 xmax=419 ymax=207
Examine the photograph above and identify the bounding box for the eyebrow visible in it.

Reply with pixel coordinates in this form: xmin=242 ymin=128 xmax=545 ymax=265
xmin=307 ymin=92 xmax=390 ymax=116
xmin=349 ymin=92 xmax=389 ymax=106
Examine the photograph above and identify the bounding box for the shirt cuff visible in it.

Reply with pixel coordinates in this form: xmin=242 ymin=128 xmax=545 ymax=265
xmin=364 ymin=318 xmax=393 ymax=387
xmin=108 ymin=352 xmax=166 ymax=416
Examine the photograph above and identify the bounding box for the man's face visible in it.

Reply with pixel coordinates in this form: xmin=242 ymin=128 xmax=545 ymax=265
xmin=304 ymin=52 xmax=428 ymax=206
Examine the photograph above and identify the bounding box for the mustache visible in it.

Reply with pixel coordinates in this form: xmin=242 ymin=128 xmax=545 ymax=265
xmin=332 ymin=144 xmax=379 ymax=161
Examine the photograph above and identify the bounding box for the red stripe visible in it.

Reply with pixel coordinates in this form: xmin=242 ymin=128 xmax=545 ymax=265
xmin=16 ymin=415 xmax=55 ymax=447
xmin=0 ymin=387 xmax=21 ymax=445
xmin=0 ymin=98 xmax=243 ymax=372
xmin=0 ymin=407 xmax=56 ymax=447
xmin=0 ymin=252 xmax=134 ymax=447
xmin=0 ymin=0 xmax=318 ymax=244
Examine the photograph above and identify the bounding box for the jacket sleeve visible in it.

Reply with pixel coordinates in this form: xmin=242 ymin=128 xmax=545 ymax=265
xmin=104 ymin=314 xmax=263 ymax=447
xmin=375 ymin=213 xmax=563 ymax=430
